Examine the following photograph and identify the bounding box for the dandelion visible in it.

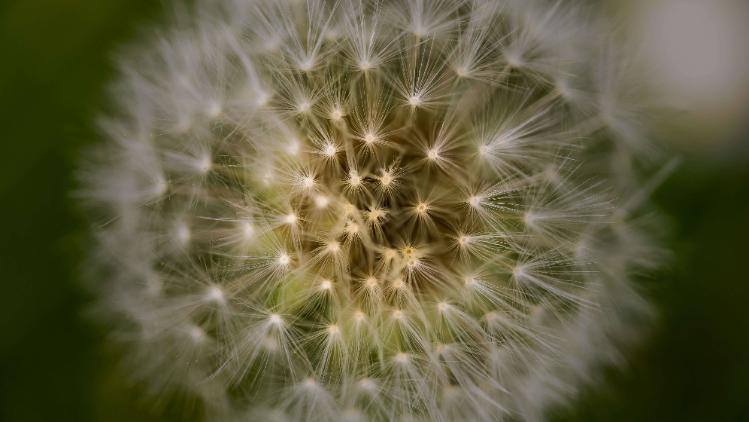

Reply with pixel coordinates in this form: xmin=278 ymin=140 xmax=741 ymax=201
xmin=80 ymin=0 xmax=670 ymax=420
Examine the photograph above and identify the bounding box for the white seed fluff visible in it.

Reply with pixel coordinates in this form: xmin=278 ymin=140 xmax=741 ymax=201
xmin=80 ymin=0 xmax=668 ymax=420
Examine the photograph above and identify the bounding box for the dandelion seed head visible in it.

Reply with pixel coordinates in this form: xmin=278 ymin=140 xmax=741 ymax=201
xmin=81 ymin=0 xmax=669 ymax=420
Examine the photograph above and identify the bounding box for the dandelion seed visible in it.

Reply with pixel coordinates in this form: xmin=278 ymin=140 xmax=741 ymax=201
xmin=379 ymin=170 xmax=394 ymax=188
xmin=363 ymin=131 xmax=377 ymax=145
xmin=187 ymin=325 xmax=206 ymax=344
xmin=437 ymin=301 xmax=450 ymax=313
xmin=175 ymin=223 xmax=191 ymax=245
xmin=358 ymin=377 xmax=376 ymax=391
xmin=286 ymin=139 xmax=301 ymax=156
xmin=241 ymin=222 xmax=255 ymax=240
xmin=314 ymin=195 xmax=330 ymax=209
xmin=454 ymin=65 xmax=469 ymax=78
xmin=393 ymin=352 xmax=410 ymax=364
xmin=197 ymin=155 xmax=212 ymax=174
xmin=322 ymin=143 xmax=337 ymax=157
xmin=277 ymin=253 xmax=290 ymax=266
xmin=320 ymin=279 xmax=333 ymax=291
xmin=297 ymin=100 xmax=312 ymax=113
xmin=205 ymin=286 xmax=226 ymax=305
xmin=282 ymin=213 xmax=297 ymax=225
xmin=426 ymin=148 xmax=440 ymax=161
xmin=329 ymin=107 xmax=344 ymax=121
xmin=269 ymin=313 xmax=283 ymax=326
xmin=347 ymin=171 xmax=362 ymax=187
xmin=344 ymin=221 xmax=359 ymax=235
xmin=326 ymin=241 xmax=340 ymax=254
xmin=353 ymin=311 xmax=366 ymax=322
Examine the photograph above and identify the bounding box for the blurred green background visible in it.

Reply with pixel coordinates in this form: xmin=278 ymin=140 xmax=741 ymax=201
xmin=0 ymin=1 xmax=748 ymax=421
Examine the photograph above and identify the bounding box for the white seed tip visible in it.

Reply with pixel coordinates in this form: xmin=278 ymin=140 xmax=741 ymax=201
xmin=322 ymin=143 xmax=337 ymax=157
xmin=330 ymin=107 xmax=344 ymax=121
xmin=269 ymin=313 xmax=283 ymax=325
xmin=458 ymin=234 xmax=471 ymax=246
xmin=358 ymin=377 xmax=376 ymax=391
xmin=188 ymin=325 xmax=205 ymax=343
xmin=282 ymin=213 xmax=297 ymax=225
xmin=301 ymin=175 xmax=315 ymax=189
xmin=314 ymin=195 xmax=330 ymax=208
xmin=348 ymin=171 xmax=362 ymax=186
xmin=394 ymin=352 xmax=409 ymax=364
xmin=297 ymin=100 xmax=311 ymax=113
xmin=176 ymin=223 xmax=191 ymax=245
xmin=363 ymin=132 xmax=377 ymax=144
xmin=205 ymin=286 xmax=226 ymax=304
xmin=326 ymin=241 xmax=340 ymax=253
xmin=353 ymin=310 xmax=366 ymax=322
xmin=303 ymin=377 xmax=317 ymax=387
xmin=241 ymin=221 xmax=254 ymax=239
xmin=286 ymin=140 xmax=300 ymax=155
